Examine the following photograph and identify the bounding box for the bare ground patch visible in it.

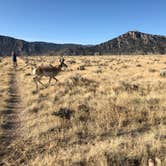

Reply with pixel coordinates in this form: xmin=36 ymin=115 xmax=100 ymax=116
xmin=0 ymin=68 xmax=24 ymax=165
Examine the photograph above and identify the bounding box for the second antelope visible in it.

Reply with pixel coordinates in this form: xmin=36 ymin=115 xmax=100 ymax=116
xmin=32 ymin=57 xmax=68 ymax=91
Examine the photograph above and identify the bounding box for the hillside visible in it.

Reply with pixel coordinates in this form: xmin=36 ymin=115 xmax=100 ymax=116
xmin=94 ymin=31 xmax=166 ymax=55
xmin=0 ymin=35 xmax=84 ymax=56
xmin=0 ymin=31 xmax=166 ymax=56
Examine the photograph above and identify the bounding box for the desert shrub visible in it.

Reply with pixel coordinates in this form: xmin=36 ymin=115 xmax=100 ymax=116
xmin=160 ymin=70 xmax=166 ymax=77
xmin=136 ymin=64 xmax=142 ymax=67
xmin=121 ymin=65 xmax=129 ymax=69
xmin=77 ymin=65 xmax=86 ymax=70
xmin=76 ymin=104 xmax=91 ymax=123
xmin=121 ymin=81 xmax=139 ymax=92
xmin=64 ymin=74 xmax=98 ymax=88
xmin=149 ymin=68 xmax=157 ymax=73
xmin=52 ymin=108 xmax=75 ymax=120
xmin=95 ymin=69 xmax=102 ymax=73
xmin=83 ymin=59 xmax=91 ymax=66
xmin=25 ymin=73 xmax=31 ymax=76
xmin=67 ymin=60 xmax=76 ymax=64
xmin=28 ymin=104 xmax=39 ymax=113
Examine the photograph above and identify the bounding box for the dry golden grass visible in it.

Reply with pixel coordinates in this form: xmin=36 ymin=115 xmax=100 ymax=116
xmin=1 ymin=55 xmax=166 ymax=165
xmin=0 ymin=58 xmax=11 ymax=136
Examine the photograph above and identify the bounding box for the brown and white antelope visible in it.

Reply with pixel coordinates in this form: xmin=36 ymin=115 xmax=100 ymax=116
xmin=32 ymin=57 xmax=68 ymax=91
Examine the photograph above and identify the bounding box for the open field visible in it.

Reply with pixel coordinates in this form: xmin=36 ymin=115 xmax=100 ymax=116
xmin=0 ymin=55 xmax=166 ymax=166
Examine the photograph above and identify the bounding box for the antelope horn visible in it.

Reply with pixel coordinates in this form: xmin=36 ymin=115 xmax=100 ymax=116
xmin=59 ymin=56 xmax=64 ymax=62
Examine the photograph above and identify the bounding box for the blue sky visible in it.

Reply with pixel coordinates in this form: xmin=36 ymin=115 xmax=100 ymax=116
xmin=0 ymin=0 xmax=165 ymax=44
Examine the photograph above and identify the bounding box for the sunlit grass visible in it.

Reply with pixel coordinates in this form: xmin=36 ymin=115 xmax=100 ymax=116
xmin=1 ymin=55 xmax=166 ymax=165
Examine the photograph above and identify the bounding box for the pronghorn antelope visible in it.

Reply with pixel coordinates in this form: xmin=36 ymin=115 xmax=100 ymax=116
xmin=32 ymin=57 xmax=68 ymax=91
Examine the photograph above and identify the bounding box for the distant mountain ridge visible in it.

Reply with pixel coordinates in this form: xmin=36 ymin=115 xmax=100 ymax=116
xmin=0 ymin=35 xmax=85 ymax=56
xmin=0 ymin=31 xmax=165 ymax=56
xmin=94 ymin=31 xmax=166 ymax=55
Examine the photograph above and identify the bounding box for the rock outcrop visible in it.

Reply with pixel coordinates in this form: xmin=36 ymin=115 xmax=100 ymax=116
xmin=94 ymin=31 xmax=166 ymax=55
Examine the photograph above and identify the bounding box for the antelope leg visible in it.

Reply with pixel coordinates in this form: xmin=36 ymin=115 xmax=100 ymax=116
xmin=38 ymin=81 xmax=48 ymax=88
xmin=53 ymin=76 xmax=59 ymax=82
xmin=45 ymin=77 xmax=52 ymax=87
xmin=36 ymin=76 xmax=47 ymax=88
xmin=33 ymin=77 xmax=39 ymax=91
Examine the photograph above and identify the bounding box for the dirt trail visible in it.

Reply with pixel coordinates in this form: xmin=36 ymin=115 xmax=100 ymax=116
xmin=0 ymin=68 xmax=23 ymax=165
